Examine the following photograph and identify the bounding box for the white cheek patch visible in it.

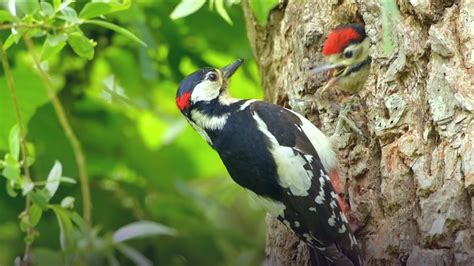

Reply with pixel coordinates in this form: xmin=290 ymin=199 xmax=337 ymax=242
xmin=191 ymin=80 xmax=221 ymax=103
xmin=253 ymin=113 xmax=314 ymax=197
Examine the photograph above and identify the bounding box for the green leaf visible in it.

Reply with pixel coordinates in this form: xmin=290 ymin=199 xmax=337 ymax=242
xmin=3 ymin=31 xmax=24 ymax=50
xmin=60 ymin=176 xmax=77 ymax=184
xmin=249 ymin=0 xmax=278 ymax=25
xmin=22 ymin=181 xmax=34 ymax=196
xmin=0 ymin=65 xmax=54 ymax=151
xmin=215 ymin=0 xmax=232 ymax=24
xmin=18 ymin=0 xmax=40 ymax=15
xmin=51 ymin=206 xmax=74 ymax=250
xmin=41 ymin=34 xmax=67 ymax=61
xmin=53 ymin=0 xmax=62 ymax=11
xmin=29 ymin=189 xmax=50 ymax=210
xmin=20 ymin=215 xmax=29 ymax=232
xmin=30 ymin=203 xmax=43 ymax=227
xmin=0 ymin=10 xmax=13 ymax=23
xmin=60 ymin=196 xmax=75 ymax=209
xmin=60 ymin=6 xmax=80 ymax=24
xmin=39 ymin=2 xmax=54 ymax=17
xmin=116 ymin=243 xmax=152 ymax=266
xmin=45 ymin=161 xmax=62 ymax=199
xmin=79 ymin=0 xmax=131 ymax=20
xmin=85 ymin=20 xmax=146 ymax=47
xmin=8 ymin=125 xmax=20 ymax=161
xmin=2 ymin=154 xmax=20 ymax=182
xmin=170 ymin=0 xmax=206 ymax=20
xmin=67 ymin=32 xmax=96 ymax=60
xmin=113 ymin=220 xmax=176 ymax=243
xmin=69 ymin=211 xmax=88 ymax=233
xmin=6 ymin=181 xmax=17 ymax=197
xmin=25 ymin=142 xmax=36 ymax=167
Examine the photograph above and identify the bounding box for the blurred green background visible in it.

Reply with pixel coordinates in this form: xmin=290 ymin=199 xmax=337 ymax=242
xmin=0 ymin=1 xmax=266 ymax=265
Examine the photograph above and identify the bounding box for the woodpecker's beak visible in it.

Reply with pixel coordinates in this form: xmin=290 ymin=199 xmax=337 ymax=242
xmin=222 ymin=59 xmax=244 ymax=79
xmin=309 ymin=63 xmax=344 ymax=74
xmin=309 ymin=63 xmax=346 ymax=93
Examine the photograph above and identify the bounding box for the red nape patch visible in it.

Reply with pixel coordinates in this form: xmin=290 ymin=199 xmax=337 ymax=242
xmin=322 ymin=27 xmax=364 ymax=56
xmin=176 ymin=92 xmax=192 ymax=110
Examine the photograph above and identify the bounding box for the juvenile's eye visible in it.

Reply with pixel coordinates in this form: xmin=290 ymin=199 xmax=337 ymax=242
xmin=343 ymin=50 xmax=353 ymax=58
xmin=208 ymin=72 xmax=218 ymax=81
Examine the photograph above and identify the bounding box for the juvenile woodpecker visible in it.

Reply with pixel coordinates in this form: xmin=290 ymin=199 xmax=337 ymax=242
xmin=176 ymin=59 xmax=363 ymax=265
xmin=310 ymin=24 xmax=371 ymax=94
xmin=310 ymin=24 xmax=371 ymax=138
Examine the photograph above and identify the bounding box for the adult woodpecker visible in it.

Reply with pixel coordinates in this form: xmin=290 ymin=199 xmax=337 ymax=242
xmin=176 ymin=59 xmax=364 ymax=265
xmin=310 ymin=24 xmax=371 ymax=138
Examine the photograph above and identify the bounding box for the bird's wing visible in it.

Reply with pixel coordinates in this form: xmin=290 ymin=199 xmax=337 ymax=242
xmin=249 ymin=101 xmax=363 ymax=266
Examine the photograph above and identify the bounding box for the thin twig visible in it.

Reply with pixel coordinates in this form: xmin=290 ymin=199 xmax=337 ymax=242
xmin=0 ymin=41 xmax=33 ymax=266
xmin=22 ymin=36 xmax=93 ymax=226
xmin=0 ymin=23 xmax=64 ymax=31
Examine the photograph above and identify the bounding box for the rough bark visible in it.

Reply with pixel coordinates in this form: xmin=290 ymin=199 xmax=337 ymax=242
xmin=243 ymin=0 xmax=474 ymax=265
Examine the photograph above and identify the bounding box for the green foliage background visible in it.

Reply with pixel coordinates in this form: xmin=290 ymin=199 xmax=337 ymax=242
xmin=0 ymin=1 xmax=267 ymax=265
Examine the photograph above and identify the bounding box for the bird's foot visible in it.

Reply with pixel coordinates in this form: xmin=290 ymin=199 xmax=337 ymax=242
xmin=330 ymin=97 xmax=367 ymax=144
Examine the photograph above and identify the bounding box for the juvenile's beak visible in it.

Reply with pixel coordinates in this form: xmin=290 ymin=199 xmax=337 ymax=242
xmin=222 ymin=59 xmax=244 ymax=79
xmin=309 ymin=63 xmax=343 ymax=74
xmin=309 ymin=63 xmax=346 ymax=94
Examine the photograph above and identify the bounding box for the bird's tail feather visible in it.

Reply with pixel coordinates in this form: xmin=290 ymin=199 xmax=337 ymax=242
xmin=310 ymin=243 xmax=362 ymax=266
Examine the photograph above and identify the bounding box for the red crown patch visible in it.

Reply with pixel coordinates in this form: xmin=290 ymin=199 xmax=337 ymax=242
xmin=322 ymin=27 xmax=364 ymax=56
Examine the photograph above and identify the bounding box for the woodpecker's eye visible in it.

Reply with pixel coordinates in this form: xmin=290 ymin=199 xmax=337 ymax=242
xmin=343 ymin=50 xmax=353 ymax=58
xmin=208 ymin=72 xmax=218 ymax=81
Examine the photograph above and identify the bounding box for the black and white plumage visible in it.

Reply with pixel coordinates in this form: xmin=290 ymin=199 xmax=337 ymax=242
xmin=176 ymin=59 xmax=364 ymax=266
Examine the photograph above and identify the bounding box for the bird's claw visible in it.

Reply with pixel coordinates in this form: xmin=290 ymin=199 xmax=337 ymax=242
xmin=330 ymin=97 xmax=367 ymax=142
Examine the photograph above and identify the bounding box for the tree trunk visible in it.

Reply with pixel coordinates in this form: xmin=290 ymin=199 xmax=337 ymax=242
xmin=242 ymin=0 xmax=473 ymax=265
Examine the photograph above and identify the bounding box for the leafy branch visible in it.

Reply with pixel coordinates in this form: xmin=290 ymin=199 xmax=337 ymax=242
xmin=0 ymin=40 xmax=34 ymax=265
xmin=1 ymin=0 xmax=147 ymax=228
xmin=169 ymin=0 xmax=278 ymax=25
xmin=0 ymin=0 xmax=157 ymax=264
xmin=23 ymin=35 xmax=93 ymax=226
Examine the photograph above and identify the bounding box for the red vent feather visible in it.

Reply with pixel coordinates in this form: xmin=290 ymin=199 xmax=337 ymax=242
xmin=322 ymin=27 xmax=363 ymax=56
xmin=176 ymin=92 xmax=192 ymax=110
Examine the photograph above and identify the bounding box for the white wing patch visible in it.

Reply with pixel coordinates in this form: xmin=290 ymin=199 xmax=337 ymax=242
xmin=315 ymin=176 xmax=326 ymax=204
xmin=328 ymin=212 xmax=336 ymax=226
xmin=191 ymin=110 xmax=228 ymax=130
xmin=338 ymin=224 xmax=347 ymax=233
xmin=246 ymin=189 xmax=286 ymax=217
xmin=286 ymin=109 xmax=337 ymax=172
xmin=303 ymin=233 xmax=324 ymax=245
xmin=253 ymin=113 xmax=313 ymax=197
